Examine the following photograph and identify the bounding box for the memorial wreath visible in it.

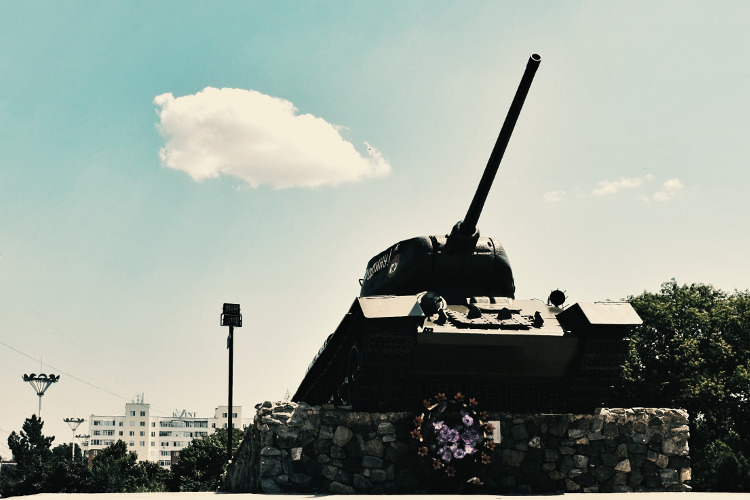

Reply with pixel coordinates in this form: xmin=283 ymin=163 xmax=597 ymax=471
xmin=411 ymin=392 xmax=495 ymax=483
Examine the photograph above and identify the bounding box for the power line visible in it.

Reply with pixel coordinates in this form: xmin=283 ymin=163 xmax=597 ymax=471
xmin=0 ymin=339 xmax=212 ymax=420
xmin=2 ymin=334 xmax=235 ymax=425
xmin=29 ymin=306 xmax=124 ymax=383
xmin=0 ymin=339 xmax=130 ymax=402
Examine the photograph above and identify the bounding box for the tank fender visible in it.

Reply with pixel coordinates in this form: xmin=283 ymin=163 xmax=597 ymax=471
xmin=357 ymin=295 xmax=425 ymax=320
xmin=557 ymin=301 xmax=641 ymax=334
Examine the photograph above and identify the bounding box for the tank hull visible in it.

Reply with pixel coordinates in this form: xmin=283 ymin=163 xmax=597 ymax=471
xmin=293 ymin=295 xmax=640 ymax=412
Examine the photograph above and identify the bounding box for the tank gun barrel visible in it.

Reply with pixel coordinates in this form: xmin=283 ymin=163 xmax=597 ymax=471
xmin=458 ymin=53 xmax=541 ymax=237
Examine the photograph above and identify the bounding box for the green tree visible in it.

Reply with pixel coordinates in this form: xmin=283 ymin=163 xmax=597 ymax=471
xmin=88 ymin=440 xmax=170 ymax=492
xmin=0 ymin=415 xmax=55 ymax=497
xmin=137 ymin=460 xmax=172 ymax=492
xmin=51 ymin=442 xmax=83 ymax=462
xmin=45 ymin=454 xmax=91 ymax=493
xmin=170 ymin=428 xmax=241 ymax=491
xmin=622 ymin=280 xmax=750 ymax=491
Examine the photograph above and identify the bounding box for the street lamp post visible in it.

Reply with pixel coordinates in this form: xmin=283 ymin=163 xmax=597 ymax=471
xmin=63 ymin=418 xmax=85 ymax=460
xmin=75 ymin=434 xmax=90 ymax=465
xmin=23 ymin=373 xmax=60 ymax=416
xmin=220 ymin=303 xmax=242 ymax=464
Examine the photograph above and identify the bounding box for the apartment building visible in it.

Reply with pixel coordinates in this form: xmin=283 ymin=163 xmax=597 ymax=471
xmin=85 ymin=396 xmax=252 ymax=467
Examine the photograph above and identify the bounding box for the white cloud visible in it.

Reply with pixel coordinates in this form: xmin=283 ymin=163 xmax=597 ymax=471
xmin=543 ymin=190 xmax=565 ymax=203
xmin=652 ymin=178 xmax=684 ymax=201
xmin=154 ymin=87 xmax=391 ymax=189
xmin=592 ymin=175 xmax=652 ymax=196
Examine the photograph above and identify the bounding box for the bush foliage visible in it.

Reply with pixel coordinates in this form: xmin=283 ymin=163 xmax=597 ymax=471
xmin=0 ymin=417 xmax=239 ymax=497
xmin=622 ymin=279 xmax=750 ymax=491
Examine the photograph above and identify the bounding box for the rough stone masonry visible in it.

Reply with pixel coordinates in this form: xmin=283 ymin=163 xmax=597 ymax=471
xmin=223 ymin=401 xmax=690 ymax=494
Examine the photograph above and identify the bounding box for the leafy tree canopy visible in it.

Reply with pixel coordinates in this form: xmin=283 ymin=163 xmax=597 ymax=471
xmin=623 ymin=280 xmax=750 ymax=491
xmin=89 ymin=439 xmax=170 ymax=492
xmin=170 ymin=428 xmax=241 ymax=491
xmin=1 ymin=415 xmax=56 ymax=497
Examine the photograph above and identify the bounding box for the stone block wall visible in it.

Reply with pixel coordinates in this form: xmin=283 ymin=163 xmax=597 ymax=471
xmin=223 ymin=402 xmax=690 ymax=494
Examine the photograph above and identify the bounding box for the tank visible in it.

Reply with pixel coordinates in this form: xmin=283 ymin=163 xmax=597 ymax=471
xmin=293 ymin=54 xmax=642 ymax=412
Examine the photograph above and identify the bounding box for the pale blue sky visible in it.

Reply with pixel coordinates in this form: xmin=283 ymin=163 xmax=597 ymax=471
xmin=2 ymin=1 xmax=749 ymax=455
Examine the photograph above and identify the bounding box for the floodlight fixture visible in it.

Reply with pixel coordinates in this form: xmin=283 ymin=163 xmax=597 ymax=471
xmin=23 ymin=373 xmax=60 ymax=416
xmin=64 ymin=417 xmax=85 ymax=460
xmin=221 ymin=303 xmax=242 ymax=327
xmin=75 ymin=434 xmax=90 ymax=462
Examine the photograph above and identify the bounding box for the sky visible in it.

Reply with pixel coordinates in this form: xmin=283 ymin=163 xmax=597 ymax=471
xmin=1 ymin=1 xmax=750 ymax=458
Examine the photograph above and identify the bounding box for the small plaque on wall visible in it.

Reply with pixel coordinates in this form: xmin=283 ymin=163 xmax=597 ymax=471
xmin=490 ymin=421 xmax=501 ymax=443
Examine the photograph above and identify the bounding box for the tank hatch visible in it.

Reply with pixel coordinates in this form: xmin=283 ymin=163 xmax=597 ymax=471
xmin=420 ymin=298 xmax=567 ymax=339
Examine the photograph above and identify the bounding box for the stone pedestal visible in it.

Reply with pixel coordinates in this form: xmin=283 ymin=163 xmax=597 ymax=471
xmin=223 ymin=401 xmax=690 ymax=494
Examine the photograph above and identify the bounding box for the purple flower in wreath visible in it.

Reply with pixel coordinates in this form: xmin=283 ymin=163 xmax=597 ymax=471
xmin=444 ymin=428 xmax=460 ymax=443
xmin=438 ymin=426 xmax=451 ymax=443
xmin=415 ymin=392 xmax=492 ymax=477
xmin=461 ymin=428 xmax=480 ymax=446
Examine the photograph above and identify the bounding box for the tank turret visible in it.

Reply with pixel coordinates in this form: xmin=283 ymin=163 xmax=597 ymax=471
xmin=293 ymin=54 xmax=641 ymax=412
xmin=359 ymin=54 xmax=540 ymax=303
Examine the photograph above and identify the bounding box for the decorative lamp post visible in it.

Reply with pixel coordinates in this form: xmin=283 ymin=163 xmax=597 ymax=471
xmin=22 ymin=373 xmax=60 ymax=416
xmin=63 ymin=417 xmax=85 ymax=460
xmin=220 ymin=303 xmax=242 ymax=464
xmin=75 ymin=434 xmax=90 ymax=463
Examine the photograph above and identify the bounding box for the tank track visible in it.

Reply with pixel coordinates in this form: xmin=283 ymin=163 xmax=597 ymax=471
xmin=345 ymin=317 xmax=417 ymax=410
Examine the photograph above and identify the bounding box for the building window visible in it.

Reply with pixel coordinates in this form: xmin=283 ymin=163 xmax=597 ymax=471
xmin=129 ymin=431 xmax=134 ymax=436
xmin=119 ymin=431 xmax=123 ymax=436
xmin=93 ymin=430 xmax=101 ymax=436
xmin=140 ymin=411 xmax=146 ymax=417
xmin=159 ymin=460 xmax=170 ymax=466
xmin=103 ymin=430 xmax=114 ymax=436
xmin=140 ymin=431 xmax=145 ymax=436
xmin=129 ymin=442 xmax=135 ymax=446
xmin=93 ymin=421 xmax=101 ymax=426
xmin=130 ymin=422 xmax=135 ymax=427
xmin=151 ymin=441 xmax=155 ymax=446
xmin=119 ymin=421 xmax=123 ymax=426
xmin=91 ymin=439 xmax=102 ymax=446
xmin=212 ymin=423 xmax=216 ymax=429
xmin=130 ymin=411 xmax=136 ymax=416
xmin=151 ymin=422 xmax=155 ymax=427
xmin=140 ymin=421 xmax=145 ymax=427
xmin=151 ymin=432 xmax=155 ymax=437
xmin=140 ymin=441 xmax=145 ymax=446
xmin=222 ymin=413 xmax=227 ymax=418
xmin=232 ymin=413 xmax=238 ymax=418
